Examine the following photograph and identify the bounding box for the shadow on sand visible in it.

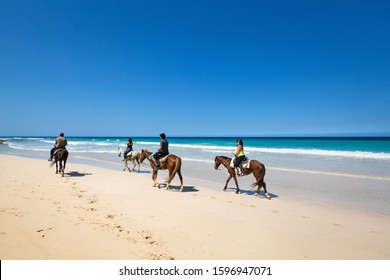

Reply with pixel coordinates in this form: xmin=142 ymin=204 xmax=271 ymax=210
xmin=156 ymin=184 xmax=199 ymax=193
xmin=66 ymin=171 xmax=93 ymax=177
xmin=224 ymin=187 xmax=278 ymax=199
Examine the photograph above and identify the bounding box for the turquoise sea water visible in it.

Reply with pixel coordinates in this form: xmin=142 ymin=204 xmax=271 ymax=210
xmin=2 ymin=136 xmax=390 ymax=156
xmin=1 ymin=136 xmax=390 ymax=162
xmin=1 ymin=136 xmax=390 ymax=214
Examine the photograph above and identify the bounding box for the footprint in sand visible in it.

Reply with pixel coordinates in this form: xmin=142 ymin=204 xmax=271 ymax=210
xmin=148 ymin=253 xmax=175 ymax=260
xmin=37 ymin=227 xmax=53 ymax=238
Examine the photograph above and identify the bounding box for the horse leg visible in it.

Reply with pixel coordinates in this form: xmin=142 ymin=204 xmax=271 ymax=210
xmin=152 ymin=170 xmax=159 ymax=188
xmin=261 ymin=181 xmax=270 ymax=199
xmin=62 ymin=160 xmax=67 ymax=177
xmin=123 ymin=159 xmax=127 ymax=171
xmin=59 ymin=161 xmax=63 ymax=176
xmin=178 ymin=169 xmax=184 ymax=192
xmin=232 ymin=175 xmax=241 ymax=194
xmin=136 ymin=159 xmax=140 ymax=173
xmin=132 ymin=159 xmax=136 ymax=172
xmin=55 ymin=161 xmax=59 ymax=174
xmin=61 ymin=161 xmax=65 ymax=177
xmin=223 ymin=174 xmax=233 ymax=191
xmin=164 ymin=167 xmax=172 ymax=190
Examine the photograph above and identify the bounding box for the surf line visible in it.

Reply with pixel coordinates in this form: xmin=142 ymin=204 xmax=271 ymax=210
xmin=268 ymin=166 xmax=390 ymax=181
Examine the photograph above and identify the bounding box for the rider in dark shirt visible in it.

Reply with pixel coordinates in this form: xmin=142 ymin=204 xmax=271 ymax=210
xmin=49 ymin=132 xmax=67 ymax=161
xmin=152 ymin=133 xmax=169 ymax=170
xmin=123 ymin=138 xmax=133 ymax=159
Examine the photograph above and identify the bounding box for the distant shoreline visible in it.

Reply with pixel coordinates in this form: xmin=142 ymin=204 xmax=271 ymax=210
xmin=1 ymin=135 xmax=390 ymax=139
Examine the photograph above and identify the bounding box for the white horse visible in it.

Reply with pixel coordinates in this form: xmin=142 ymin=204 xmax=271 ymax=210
xmin=118 ymin=147 xmax=141 ymax=173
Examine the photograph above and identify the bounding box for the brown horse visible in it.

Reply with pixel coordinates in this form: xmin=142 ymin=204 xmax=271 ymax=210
xmin=50 ymin=148 xmax=69 ymax=177
xmin=214 ymin=156 xmax=270 ymax=199
xmin=118 ymin=147 xmax=141 ymax=173
xmin=139 ymin=149 xmax=184 ymax=192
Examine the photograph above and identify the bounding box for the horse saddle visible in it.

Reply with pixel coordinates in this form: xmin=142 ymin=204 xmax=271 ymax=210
xmin=148 ymin=153 xmax=170 ymax=163
xmin=53 ymin=148 xmax=66 ymax=155
xmin=230 ymin=157 xmax=250 ymax=169
xmin=160 ymin=153 xmax=170 ymax=163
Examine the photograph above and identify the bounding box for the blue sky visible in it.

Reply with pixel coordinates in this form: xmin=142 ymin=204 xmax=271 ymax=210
xmin=1 ymin=0 xmax=389 ymax=137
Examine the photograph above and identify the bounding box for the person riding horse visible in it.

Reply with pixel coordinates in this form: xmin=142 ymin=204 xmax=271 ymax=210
xmin=232 ymin=139 xmax=245 ymax=176
xmin=123 ymin=138 xmax=133 ymax=160
xmin=48 ymin=132 xmax=67 ymax=162
xmin=152 ymin=133 xmax=169 ymax=170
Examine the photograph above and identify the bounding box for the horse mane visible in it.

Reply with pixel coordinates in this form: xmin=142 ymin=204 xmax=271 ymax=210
xmin=216 ymin=155 xmax=229 ymax=160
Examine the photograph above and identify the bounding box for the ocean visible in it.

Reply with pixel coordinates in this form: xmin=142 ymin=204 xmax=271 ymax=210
xmin=1 ymin=136 xmax=390 ymax=214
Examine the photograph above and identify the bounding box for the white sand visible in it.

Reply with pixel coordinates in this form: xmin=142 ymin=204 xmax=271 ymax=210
xmin=1 ymin=154 xmax=389 ymax=259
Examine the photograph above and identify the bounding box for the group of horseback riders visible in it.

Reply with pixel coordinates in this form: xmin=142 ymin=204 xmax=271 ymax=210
xmin=48 ymin=132 xmax=268 ymax=198
xmin=49 ymin=132 xmax=246 ymax=176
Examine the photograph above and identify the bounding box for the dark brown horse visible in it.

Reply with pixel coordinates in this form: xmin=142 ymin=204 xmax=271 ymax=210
xmin=214 ymin=156 xmax=270 ymax=199
xmin=139 ymin=149 xmax=184 ymax=192
xmin=50 ymin=148 xmax=69 ymax=177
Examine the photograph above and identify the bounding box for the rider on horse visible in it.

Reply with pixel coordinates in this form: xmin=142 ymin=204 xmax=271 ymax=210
xmin=152 ymin=133 xmax=169 ymax=170
xmin=123 ymin=138 xmax=133 ymax=160
xmin=48 ymin=132 xmax=67 ymax=162
xmin=232 ymin=139 xmax=245 ymax=176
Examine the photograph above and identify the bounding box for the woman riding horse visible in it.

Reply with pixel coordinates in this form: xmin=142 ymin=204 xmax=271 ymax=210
xmin=118 ymin=147 xmax=141 ymax=173
xmin=214 ymin=155 xmax=270 ymax=199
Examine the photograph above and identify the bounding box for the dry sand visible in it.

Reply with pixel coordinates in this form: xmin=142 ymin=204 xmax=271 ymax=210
xmin=0 ymin=154 xmax=389 ymax=260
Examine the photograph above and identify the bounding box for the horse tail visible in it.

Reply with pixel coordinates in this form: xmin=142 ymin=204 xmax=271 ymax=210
xmin=49 ymin=156 xmax=60 ymax=168
xmin=168 ymin=156 xmax=182 ymax=183
xmin=251 ymin=163 xmax=266 ymax=188
xmin=49 ymin=150 xmax=68 ymax=167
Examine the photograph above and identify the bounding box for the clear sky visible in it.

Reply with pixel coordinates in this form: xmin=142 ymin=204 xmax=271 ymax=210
xmin=1 ymin=0 xmax=389 ymax=137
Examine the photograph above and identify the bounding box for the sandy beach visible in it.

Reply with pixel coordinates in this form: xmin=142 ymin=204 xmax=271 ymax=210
xmin=0 ymin=154 xmax=389 ymax=260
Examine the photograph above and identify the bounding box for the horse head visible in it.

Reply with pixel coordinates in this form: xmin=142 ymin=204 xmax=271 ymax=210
xmin=214 ymin=156 xmax=222 ymax=170
xmin=117 ymin=147 xmax=122 ymax=157
xmin=139 ymin=149 xmax=151 ymax=163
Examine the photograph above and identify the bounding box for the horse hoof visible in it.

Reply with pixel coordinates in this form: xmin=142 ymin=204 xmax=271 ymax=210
xmin=254 ymin=193 xmax=258 ymax=196
xmin=236 ymin=191 xmax=241 ymax=194
xmin=265 ymin=193 xmax=271 ymax=200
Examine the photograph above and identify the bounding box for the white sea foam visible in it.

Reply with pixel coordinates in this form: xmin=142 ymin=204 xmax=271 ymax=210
xmin=167 ymin=143 xmax=390 ymax=161
xmin=5 ymin=138 xmax=390 ymax=162
xmin=268 ymin=166 xmax=390 ymax=181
